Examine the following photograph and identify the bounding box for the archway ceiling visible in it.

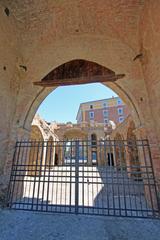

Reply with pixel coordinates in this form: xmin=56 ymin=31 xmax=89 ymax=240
xmin=34 ymin=59 xmax=125 ymax=87
xmin=1 ymin=1 xmax=144 ymax=52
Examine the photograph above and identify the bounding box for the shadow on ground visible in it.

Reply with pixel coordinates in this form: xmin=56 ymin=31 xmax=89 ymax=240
xmin=0 ymin=209 xmax=160 ymax=240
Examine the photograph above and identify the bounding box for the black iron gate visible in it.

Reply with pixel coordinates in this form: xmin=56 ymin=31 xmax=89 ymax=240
xmin=7 ymin=139 xmax=160 ymax=218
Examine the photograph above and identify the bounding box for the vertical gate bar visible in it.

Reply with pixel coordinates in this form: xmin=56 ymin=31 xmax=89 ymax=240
xmin=16 ymin=141 xmax=25 ymax=209
xmin=92 ymin=142 xmax=94 ymax=215
xmin=7 ymin=141 xmax=18 ymax=207
xmin=142 ymin=139 xmax=155 ymax=215
xmin=15 ymin=140 xmax=23 ymax=209
xmin=59 ymin=142 xmax=63 ymax=212
xmin=41 ymin=141 xmax=48 ymax=211
xmin=46 ymin=140 xmax=53 ymax=212
xmin=54 ymin=142 xmax=59 ymax=211
xmin=128 ymin=140 xmax=138 ymax=217
xmin=36 ymin=141 xmax=44 ymax=210
xmin=10 ymin=141 xmax=22 ymax=208
xmin=145 ymin=139 xmax=160 ymax=215
xmin=109 ymin=138 xmax=115 ymax=216
xmin=135 ymin=141 xmax=144 ymax=217
xmin=69 ymin=140 xmax=72 ymax=212
xmin=82 ymin=140 xmax=84 ymax=214
xmin=63 ymin=141 xmax=66 ymax=210
xmin=101 ymin=140 xmax=104 ymax=215
xmin=24 ymin=142 xmax=36 ymax=210
xmin=64 ymin=141 xmax=67 ymax=212
xmin=96 ymin=141 xmax=99 ymax=214
xmin=17 ymin=141 xmax=29 ymax=209
xmin=13 ymin=142 xmax=23 ymax=209
xmin=20 ymin=141 xmax=26 ymax=209
xmin=97 ymin=140 xmax=99 ymax=214
xmin=87 ymin=140 xmax=89 ymax=214
xmin=125 ymin=141 xmax=133 ymax=217
xmin=119 ymin=140 xmax=127 ymax=216
xmin=63 ymin=141 xmax=65 ymax=210
xmin=98 ymin=148 xmax=101 ymax=215
xmin=51 ymin=141 xmax=58 ymax=212
xmin=75 ymin=140 xmax=79 ymax=214
xmin=86 ymin=140 xmax=88 ymax=214
xmin=113 ymin=139 xmax=121 ymax=216
xmin=31 ymin=140 xmax=40 ymax=210
xmin=105 ymin=140 xmax=110 ymax=216
xmin=140 ymin=141 xmax=149 ymax=213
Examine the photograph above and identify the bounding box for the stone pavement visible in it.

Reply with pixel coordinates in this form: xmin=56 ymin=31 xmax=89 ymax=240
xmin=0 ymin=209 xmax=160 ymax=240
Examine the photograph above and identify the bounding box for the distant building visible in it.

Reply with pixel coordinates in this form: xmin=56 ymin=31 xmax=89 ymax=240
xmin=76 ymin=97 xmax=130 ymax=125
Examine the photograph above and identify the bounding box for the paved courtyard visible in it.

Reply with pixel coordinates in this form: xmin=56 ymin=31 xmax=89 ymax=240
xmin=0 ymin=209 xmax=160 ymax=240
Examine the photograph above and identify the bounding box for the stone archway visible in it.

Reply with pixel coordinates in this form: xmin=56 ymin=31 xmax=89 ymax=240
xmin=17 ymin=57 xmax=144 ymax=170
xmin=22 ymin=56 xmax=143 ymax=133
xmin=2 ymin=56 xmax=153 ymax=196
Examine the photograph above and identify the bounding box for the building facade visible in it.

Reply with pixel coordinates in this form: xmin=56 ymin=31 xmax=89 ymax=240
xmin=76 ymin=97 xmax=129 ymax=126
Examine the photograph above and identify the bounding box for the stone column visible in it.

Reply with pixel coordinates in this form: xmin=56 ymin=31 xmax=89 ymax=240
xmin=134 ymin=126 xmax=160 ymax=211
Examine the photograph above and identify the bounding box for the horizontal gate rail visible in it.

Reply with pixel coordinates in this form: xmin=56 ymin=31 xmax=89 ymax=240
xmin=7 ymin=139 xmax=160 ymax=219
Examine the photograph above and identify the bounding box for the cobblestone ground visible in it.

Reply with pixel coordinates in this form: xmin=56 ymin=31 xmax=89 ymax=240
xmin=0 ymin=209 xmax=160 ymax=240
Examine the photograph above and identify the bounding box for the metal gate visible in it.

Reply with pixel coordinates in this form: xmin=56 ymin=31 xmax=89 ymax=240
xmin=7 ymin=139 xmax=160 ymax=218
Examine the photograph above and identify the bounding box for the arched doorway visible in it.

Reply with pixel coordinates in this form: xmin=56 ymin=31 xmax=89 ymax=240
xmin=6 ymin=59 xmax=159 ymax=218
xmin=20 ymin=59 xmax=142 ymax=170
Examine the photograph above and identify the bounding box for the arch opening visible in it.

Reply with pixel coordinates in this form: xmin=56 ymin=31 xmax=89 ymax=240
xmin=22 ymin=59 xmax=141 ymax=132
xmin=7 ymin=58 xmax=159 ymax=219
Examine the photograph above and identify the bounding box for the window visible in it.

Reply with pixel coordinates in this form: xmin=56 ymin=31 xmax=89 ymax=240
xmin=103 ymin=110 xmax=108 ymax=117
xmin=117 ymin=108 xmax=123 ymax=115
xmin=103 ymin=102 xmax=107 ymax=108
xmin=119 ymin=116 xmax=124 ymax=123
xmin=90 ymin=105 xmax=93 ymax=109
xmin=89 ymin=111 xmax=94 ymax=119
xmin=117 ymin=98 xmax=122 ymax=105
xmin=91 ymin=133 xmax=97 ymax=146
xmin=104 ymin=118 xmax=108 ymax=124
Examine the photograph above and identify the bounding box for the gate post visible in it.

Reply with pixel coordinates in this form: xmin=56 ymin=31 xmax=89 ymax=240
xmin=75 ymin=140 xmax=79 ymax=214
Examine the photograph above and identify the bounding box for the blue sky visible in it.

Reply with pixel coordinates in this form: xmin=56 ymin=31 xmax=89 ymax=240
xmin=37 ymin=83 xmax=117 ymax=123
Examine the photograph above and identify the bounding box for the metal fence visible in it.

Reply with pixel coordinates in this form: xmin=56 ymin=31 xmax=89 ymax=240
xmin=7 ymin=139 xmax=160 ymax=218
